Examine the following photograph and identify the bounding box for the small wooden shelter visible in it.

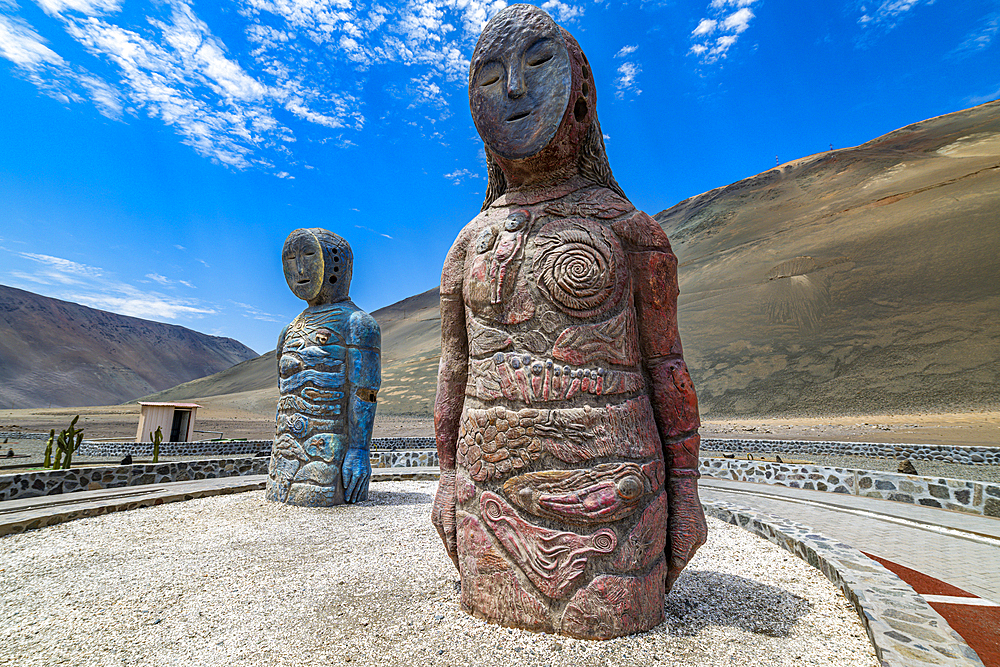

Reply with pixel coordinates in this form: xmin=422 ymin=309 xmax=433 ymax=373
xmin=135 ymin=402 xmax=202 ymax=442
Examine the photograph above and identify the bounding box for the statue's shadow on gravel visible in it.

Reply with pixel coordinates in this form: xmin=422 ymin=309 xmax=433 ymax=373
xmin=362 ymin=489 xmax=433 ymax=506
xmin=664 ymin=570 xmax=812 ymax=637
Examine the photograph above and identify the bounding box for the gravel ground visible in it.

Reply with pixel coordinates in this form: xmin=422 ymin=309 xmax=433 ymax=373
xmin=0 ymin=481 xmax=877 ymax=667
xmin=702 ymin=450 xmax=1000 ymax=484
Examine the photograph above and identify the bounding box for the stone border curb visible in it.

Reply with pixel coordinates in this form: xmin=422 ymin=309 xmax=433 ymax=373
xmin=701 ymin=458 xmax=1000 ymax=518
xmin=0 ymin=458 xmax=269 ymax=502
xmin=703 ymin=498 xmax=984 ymax=667
xmin=703 ymin=438 xmax=1000 ymax=465
xmin=0 ymin=477 xmax=267 ymax=537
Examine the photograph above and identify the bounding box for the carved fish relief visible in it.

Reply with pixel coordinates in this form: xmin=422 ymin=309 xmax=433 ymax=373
xmin=502 ymin=462 xmax=654 ymax=524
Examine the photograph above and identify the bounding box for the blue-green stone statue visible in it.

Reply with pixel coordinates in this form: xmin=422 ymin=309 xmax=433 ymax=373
xmin=266 ymin=228 xmax=381 ymax=506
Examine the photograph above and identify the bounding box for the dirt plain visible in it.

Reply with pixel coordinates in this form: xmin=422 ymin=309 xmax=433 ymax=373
xmin=1 ymin=403 xmax=997 ymax=448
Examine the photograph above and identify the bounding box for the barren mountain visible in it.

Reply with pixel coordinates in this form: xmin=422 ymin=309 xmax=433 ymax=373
xmin=140 ymin=287 xmax=442 ymax=415
xmin=0 ymin=285 xmax=257 ymax=409
xmin=145 ymin=101 xmax=1000 ymax=418
xmin=659 ymin=100 xmax=1000 ymax=415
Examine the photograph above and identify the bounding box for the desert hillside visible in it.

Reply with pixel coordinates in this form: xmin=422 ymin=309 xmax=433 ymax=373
xmin=0 ymin=285 xmax=257 ymax=409
xmin=142 ymin=101 xmax=999 ymax=418
xmin=659 ymin=100 xmax=999 ymax=415
xmin=140 ymin=287 xmax=442 ymax=415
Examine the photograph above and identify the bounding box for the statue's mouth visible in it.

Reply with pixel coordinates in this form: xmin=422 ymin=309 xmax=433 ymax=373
xmin=506 ymin=110 xmax=530 ymax=122
xmin=296 ymin=279 xmax=311 ymax=285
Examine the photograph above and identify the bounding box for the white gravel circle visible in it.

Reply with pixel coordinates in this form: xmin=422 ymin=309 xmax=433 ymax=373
xmin=0 ymin=481 xmax=877 ymax=667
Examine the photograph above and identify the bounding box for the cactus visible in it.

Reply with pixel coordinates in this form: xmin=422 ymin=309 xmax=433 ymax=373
xmin=54 ymin=415 xmax=84 ymax=470
xmin=150 ymin=426 xmax=163 ymax=463
xmin=43 ymin=429 xmax=55 ymax=468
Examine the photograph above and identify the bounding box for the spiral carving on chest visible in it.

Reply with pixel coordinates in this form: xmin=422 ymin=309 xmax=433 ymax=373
xmin=532 ymin=218 xmax=625 ymax=318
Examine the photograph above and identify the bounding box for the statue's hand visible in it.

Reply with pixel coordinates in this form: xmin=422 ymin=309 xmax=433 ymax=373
xmin=432 ymin=469 xmax=459 ymax=571
xmin=666 ymin=476 xmax=708 ymax=593
xmin=342 ymin=448 xmax=372 ymax=503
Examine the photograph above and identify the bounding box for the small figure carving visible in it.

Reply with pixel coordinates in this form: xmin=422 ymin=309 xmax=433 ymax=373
xmin=432 ymin=4 xmax=707 ymax=639
xmin=266 ymin=228 xmax=381 ymax=506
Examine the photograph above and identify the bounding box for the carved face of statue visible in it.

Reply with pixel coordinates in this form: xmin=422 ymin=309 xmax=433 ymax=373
xmin=470 ymin=5 xmax=571 ymax=160
xmin=283 ymin=230 xmax=324 ymax=302
xmin=283 ymin=228 xmax=353 ymax=305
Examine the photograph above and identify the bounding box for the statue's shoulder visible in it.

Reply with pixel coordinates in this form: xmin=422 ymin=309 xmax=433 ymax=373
xmin=610 ymin=208 xmax=673 ymax=253
xmin=346 ymin=304 xmax=380 ymax=349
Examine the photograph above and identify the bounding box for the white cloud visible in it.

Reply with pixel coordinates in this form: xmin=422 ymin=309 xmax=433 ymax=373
xmin=540 ymin=0 xmax=582 ymax=23
xmin=443 ymin=167 xmax=480 ymax=184
xmin=34 ymin=0 xmax=122 ymax=17
xmin=146 ymin=272 xmax=172 ymax=285
xmin=691 ymin=18 xmax=716 ymax=36
xmin=949 ymin=12 xmax=999 ymax=59
xmin=4 ymin=249 xmax=215 ymax=322
xmin=70 ymin=292 xmax=216 ymax=319
xmin=231 ymin=300 xmax=283 ymax=322
xmin=19 ymin=252 xmax=103 ymax=278
xmin=614 ymin=61 xmax=641 ymax=100
xmin=0 ymin=15 xmax=64 ymax=66
xmin=354 ymin=223 xmax=393 ymax=239
xmin=689 ymin=0 xmax=758 ymax=64
xmin=614 ymin=44 xmax=638 ymax=58
xmin=722 ymin=7 xmax=753 ymax=33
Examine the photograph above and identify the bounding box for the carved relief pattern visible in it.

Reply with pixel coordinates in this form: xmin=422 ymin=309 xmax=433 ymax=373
xmin=532 ymin=218 xmax=627 ymax=318
xmin=480 ymin=492 xmax=617 ymax=599
xmin=551 ymin=306 xmax=640 ymax=367
xmin=457 ymin=512 xmax=554 ymax=632
xmin=502 ymin=462 xmax=655 ymax=524
xmin=560 ymin=558 xmax=667 ymax=639
xmin=456 ymin=398 xmax=660 ymax=482
xmin=466 ymin=353 xmax=644 ymax=403
xmin=542 ymin=188 xmax=634 ymax=221
xmin=611 ymin=492 xmax=667 ymax=572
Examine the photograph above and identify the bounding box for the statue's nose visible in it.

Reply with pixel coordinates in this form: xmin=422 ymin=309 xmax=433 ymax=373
xmin=507 ymin=62 xmax=526 ymax=99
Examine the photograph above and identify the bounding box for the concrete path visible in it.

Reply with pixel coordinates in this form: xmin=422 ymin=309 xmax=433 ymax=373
xmin=700 ymin=477 xmax=1000 ymax=604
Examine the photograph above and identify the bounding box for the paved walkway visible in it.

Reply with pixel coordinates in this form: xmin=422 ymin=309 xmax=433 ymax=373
xmin=700 ymin=477 xmax=1000 ymax=604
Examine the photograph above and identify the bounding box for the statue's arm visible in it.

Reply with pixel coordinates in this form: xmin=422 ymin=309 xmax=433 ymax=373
xmin=432 ymin=224 xmax=473 ymax=570
xmin=629 ymin=231 xmax=707 ymax=593
xmin=344 ymin=312 xmax=381 ymax=503
xmin=275 ymin=325 xmax=289 ymax=378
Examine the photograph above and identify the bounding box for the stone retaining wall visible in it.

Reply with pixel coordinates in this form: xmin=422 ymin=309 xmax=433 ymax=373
xmin=700 ymin=458 xmax=1000 ymax=518
xmin=0 ymin=458 xmax=268 ymax=501
xmin=16 ymin=433 xmax=999 ymax=465
xmin=370 ymin=450 xmax=437 ymax=468
xmin=704 ymin=499 xmax=984 ymax=667
xmin=702 ymin=438 xmax=999 ymax=465
xmin=76 ymin=437 xmax=438 ymax=458
xmin=77 ymin=440 xmax=272 ymax=457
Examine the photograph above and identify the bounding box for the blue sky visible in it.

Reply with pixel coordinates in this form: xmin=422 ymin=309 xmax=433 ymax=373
xmin=1 ymin=0 xmax=997 ymax=355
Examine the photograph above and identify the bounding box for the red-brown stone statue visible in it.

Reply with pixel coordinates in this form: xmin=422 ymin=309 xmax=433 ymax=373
xmin=432 ymin=4 xmax=707 ymax=639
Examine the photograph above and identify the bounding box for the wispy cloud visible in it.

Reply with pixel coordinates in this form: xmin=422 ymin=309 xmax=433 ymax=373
xmin=4 ymin=249 xmax=215 ymax=321
xmin=689 ymin=0 xmax=758 ymax=64
xmin=614 ymin=61 xmax=641 ymax=100
xmin=540 ymin=0 xmax=583 ymax=23
xmin=354 ymin=224 xmax=393 ymax=240
xmin=443 ymin=167 xmax=480 ymax=185
xmin=949 ymin=11 xmax=999 ymax=60
xmin=231 ymin=299 xmax=283 ymax=323
xmin=0 ymin=0 xmax=514 ymax=174
xmin=856 ymin=0 xmax=932 ymax=29
xmin=614 ymin=44 xmax=638 ymax=58
xmin=144 ymin=272 xmax=196 ymax=288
